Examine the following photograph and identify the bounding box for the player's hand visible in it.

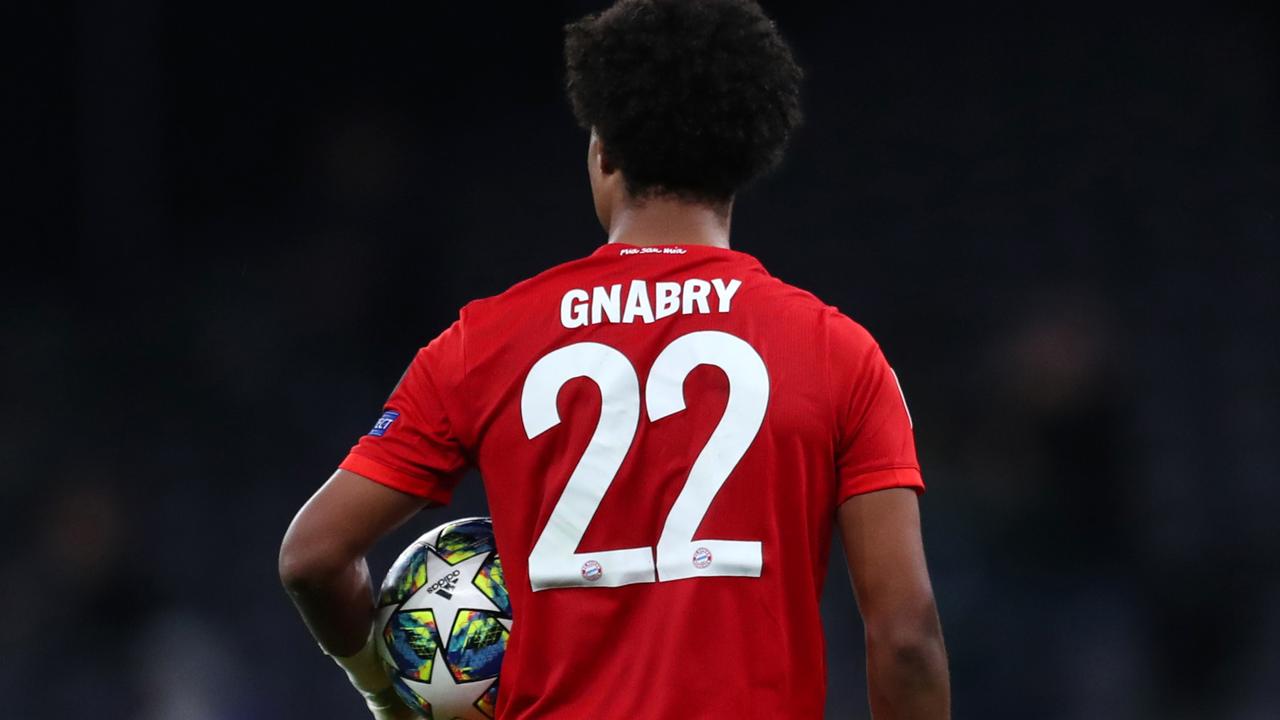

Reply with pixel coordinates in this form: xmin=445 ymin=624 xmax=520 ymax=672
xmin=327 ymin=627 xmax=421 ymax=719
xmin=362 ymin=686 xmax=420 ymax=720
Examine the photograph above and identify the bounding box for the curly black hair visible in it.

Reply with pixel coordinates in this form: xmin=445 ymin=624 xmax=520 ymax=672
xmin=565 ymin=0 xmax=803 ymax=204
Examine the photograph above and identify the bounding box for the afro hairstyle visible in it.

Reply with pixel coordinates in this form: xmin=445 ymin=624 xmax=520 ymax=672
xmin=565 ymin=0 xmax=803 ymax=204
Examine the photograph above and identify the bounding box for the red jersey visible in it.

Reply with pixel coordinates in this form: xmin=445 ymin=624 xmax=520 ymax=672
xmin=341 ymin=243 xmax=922 ymax=719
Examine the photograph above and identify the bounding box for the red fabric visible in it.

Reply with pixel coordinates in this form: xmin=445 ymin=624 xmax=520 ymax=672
xmin=337 ymin=453 xmax=456 ymax=506
xmin=341 ymin=243 xmax=922 ymax=719
xmin=342 ymin=322 xmax=469 ymax=505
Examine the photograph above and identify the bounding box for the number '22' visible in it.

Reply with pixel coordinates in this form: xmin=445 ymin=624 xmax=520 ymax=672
xmin=521 ymin=331 xmax=768 ymax=591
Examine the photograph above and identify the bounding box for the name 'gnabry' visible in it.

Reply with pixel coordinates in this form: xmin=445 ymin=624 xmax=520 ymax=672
xmin=560 ymin=278 xmax=742 ymax=328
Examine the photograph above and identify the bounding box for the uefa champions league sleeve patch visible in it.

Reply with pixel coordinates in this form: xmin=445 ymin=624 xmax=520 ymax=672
xmin=369 ymin=410 xmax=400 ymax=437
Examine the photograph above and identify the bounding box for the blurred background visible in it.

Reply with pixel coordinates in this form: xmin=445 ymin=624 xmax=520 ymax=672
xmin=6 ymin=1 xmax=1279 ymax=718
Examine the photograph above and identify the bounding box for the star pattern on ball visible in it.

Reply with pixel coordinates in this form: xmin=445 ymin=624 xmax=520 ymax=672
xmin=401 ymin=548 xmax=503 ymax=643
xmin=401 ymin=646 xmax=497 ymax=720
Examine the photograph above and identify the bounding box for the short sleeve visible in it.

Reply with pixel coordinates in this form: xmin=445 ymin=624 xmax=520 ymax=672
xmin=828 ymin=312 xmax=924 ymax=504
xmin=339 ymin=320 xmax=470 ymax=505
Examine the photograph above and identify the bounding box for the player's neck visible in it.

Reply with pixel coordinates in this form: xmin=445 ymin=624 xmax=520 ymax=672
xmin=606 ymin=196 xmax=733 ymax=249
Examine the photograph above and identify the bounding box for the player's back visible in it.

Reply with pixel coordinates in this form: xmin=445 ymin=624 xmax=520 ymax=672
xmin=343 ymin=242 xmax=921 ymax=718
xmin=459 ymin=243 xmax=918 ymax=718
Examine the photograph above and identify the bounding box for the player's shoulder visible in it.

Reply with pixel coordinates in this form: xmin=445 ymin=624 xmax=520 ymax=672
xmin=748 ymin=269 xmax=880 ymax=351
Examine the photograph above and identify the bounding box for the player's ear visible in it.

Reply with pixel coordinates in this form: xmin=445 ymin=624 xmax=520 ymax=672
xmin=591 ymin=129 xmax=617 ymax=176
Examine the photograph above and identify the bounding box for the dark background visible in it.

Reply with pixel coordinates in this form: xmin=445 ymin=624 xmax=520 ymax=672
xmin=6 ymin=1 xmax=1279 ymax=718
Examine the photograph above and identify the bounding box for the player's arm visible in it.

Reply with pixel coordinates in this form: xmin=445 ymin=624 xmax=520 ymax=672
xmin=280 ymin=468 xmax=425 ymax=653
xmin=839 ymin=488 xmax=950 ymax=720
xmin=279 ymin=469 xmax=428 ymax=720
xmin=284 ymin=322 xmax=466 ymax=717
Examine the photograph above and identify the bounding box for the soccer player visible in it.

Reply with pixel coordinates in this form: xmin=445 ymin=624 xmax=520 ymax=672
xmin=279 ymin=0 xmax=950 ymax=717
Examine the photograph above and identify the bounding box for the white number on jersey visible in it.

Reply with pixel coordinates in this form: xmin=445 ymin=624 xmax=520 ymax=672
xmin=521 ymin=331 xmax=768 ymax=591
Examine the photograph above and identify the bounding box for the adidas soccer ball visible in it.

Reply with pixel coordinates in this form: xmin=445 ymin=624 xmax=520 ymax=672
xmin=375 ymin=517 xmax=511 ymax=720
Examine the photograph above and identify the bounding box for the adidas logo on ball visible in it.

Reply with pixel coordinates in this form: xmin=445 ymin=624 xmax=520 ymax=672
xmin=426 ymin=569 xmax=461 ymax=599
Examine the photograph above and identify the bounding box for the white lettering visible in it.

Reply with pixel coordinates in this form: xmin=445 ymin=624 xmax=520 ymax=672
xmin=560 ymin=277 xmax=743 ymax=328
xmin=561 ymin=288 xmax=590 ymax=328
xmin=592 ymin=284 xmax=622 ymax=325
xmin=655 ymin=282 xmax=681 ymax=319
xmin=619 ymin=247 xmax=688 ymax=256
xmin=622 ymin=280 xmax=655 ymax=324
xmin=683 ymin=279 xmax=711 ymax=315
xmin=711 ymin=278 xmax=741 ymax=312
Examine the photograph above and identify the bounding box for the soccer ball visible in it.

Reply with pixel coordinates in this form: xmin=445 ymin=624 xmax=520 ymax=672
xmin=375 ymin=517 xmax=511 ymax=720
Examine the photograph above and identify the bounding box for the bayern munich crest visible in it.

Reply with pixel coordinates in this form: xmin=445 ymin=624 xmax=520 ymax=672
xmin=581 ymin=560 xmax=603 ymax=581
xmin=692 ymin=547 xmax=713 ymax=569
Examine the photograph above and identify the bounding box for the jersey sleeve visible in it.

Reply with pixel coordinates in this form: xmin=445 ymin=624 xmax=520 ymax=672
xmin=827 ymin=311 xmax=924 ymax=504
xmin=339 ymin=320 xmax=471 ymax=505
